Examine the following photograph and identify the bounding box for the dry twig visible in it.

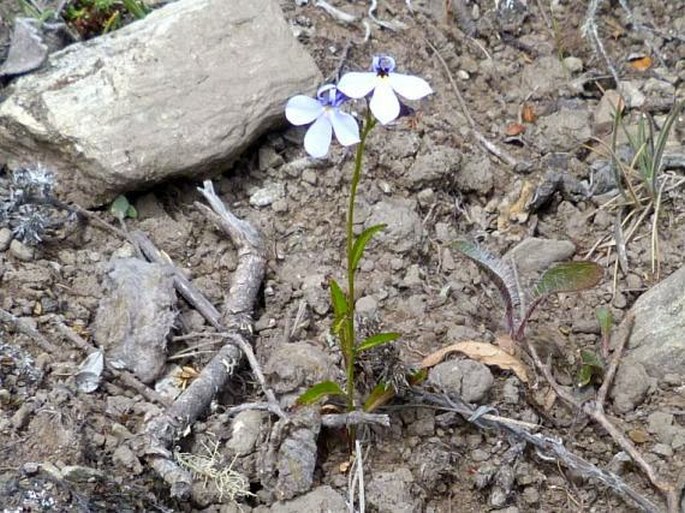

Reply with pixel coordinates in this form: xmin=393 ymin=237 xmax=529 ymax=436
xmin=141 ymin=180 xmax=267 ymax=499
xmin=525 ymin=314 xmax=680 ymax=513
xmin=417 ymin=389 xmax=662 ymax=512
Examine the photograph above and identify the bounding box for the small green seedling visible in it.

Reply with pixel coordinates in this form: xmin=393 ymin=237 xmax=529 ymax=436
xmin=109 ymin=194 xmax=138 ymax=221
xmin=577 ymin=349 xmax=605 ymax=388
xmin=453 ymin=240 xmax=603 ymax=342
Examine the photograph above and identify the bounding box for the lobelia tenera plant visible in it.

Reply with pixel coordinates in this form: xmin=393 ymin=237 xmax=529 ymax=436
xmin=285 ymin=55 xmax=432 ymax=414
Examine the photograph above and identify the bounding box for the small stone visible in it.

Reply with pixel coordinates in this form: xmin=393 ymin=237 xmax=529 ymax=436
xmin=429 ymin=359 xmax=494 ymax=403
xmin=112 ymin=445 xmax=143 ymax=474
xmin=258 ymin=146 xmax=284 ymax=170
xmin=61 ymin=465 xmax=105 ymax=482
xmin=356 ymin=295 xmax=378 ymax=318
xmin=647 ymin=412 xmax=677 ymax=445
xmin=619 ymin=80 xmax=645 ymax=108
xmin=502 ymin=377 xmax=520 ymax=404
xmin=0 ymin=228 xmax=11 ymax=251
xmin=563 ymin=56 xmax=583 ymax=73
xmin=269 ymin=485 xmax=347 ymax=513
xmin=9 ymin=239 xmax=34 ymax=261
xmin=249 ymin=182 xmax=285 ymax=207
xmin=416 ymin=188 xmax=435 ymax=207
xmin=652 ymin=443 xmax=673 ymax=457
xmin=265 ymin=342 xmax=337 ymax=394
xmin=366 ymin=468 xmax=421 ymax=513
xmin=471 ymin=448 xmax=490 ymax=462
xmin=11 ymin=402 xmax=33 ymax=429
xmin=456 ymin=69 xmax=470 ymax=80
xmin=628 ymin=428 xmax=649 ymax=444
xmin=22 ymin=462 xmax=40 ymax=475
xmin=301 ymin=169 xmax=317 ymax=185
xmin=522 ymin=486 xmax=540 ymax=504
xmin=227 ymin=410 xmax=267 ymax=456
xmin=610 ymin=362 xmax=652 ymax=413
xmin=401 ymin=264 xmax=422 ymax=288
xmin=272 ymin=198 xmax=289 ymax=213
xmin=506 ymin=237 xmax=575 ymax=276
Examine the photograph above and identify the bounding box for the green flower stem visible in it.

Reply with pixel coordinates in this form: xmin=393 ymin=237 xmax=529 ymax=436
xmin=344 ymin=112 xmax=376 ymax=411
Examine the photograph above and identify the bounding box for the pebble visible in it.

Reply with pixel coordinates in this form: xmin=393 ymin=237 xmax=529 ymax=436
xmin=258 ymin=146 xmax=284 ymax=170
xmin=471 ymin=448 xmax=490 ymax=462
xmin=356 ymin=295 xmax=379 ymax=317
xmin=9 ymin=239 xmax=34 ymax=261
xmin=651 ymin=443 xmax=673 ymax=457
xmin=22 ymin=462 xmax=40 ymax=475
xmin=563 ymin=56 xmax=583 ymax=73
xmin=227 ymin=410 xmax=267 ymax=456
xmin=502 ymin=377 xmax=520 ymax=404
xmin=249 ymin=182 xmax=285 ymax=207
xmin=0 ymin=228 xmax=11 ymax=251
xmin=301 ymin=169 xmax=317 ymax=185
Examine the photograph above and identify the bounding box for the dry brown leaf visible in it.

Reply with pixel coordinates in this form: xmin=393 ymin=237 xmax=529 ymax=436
xmin=420 ymin=341 xmax=529 ymax=383
xmin=543 ymin=388 xmax=557 ymax=411
xmin=505 ymin=122 xmax=526 ymax=136
xmin=494 ymin=334 xmax=518 ymax=356
xmin=522 ymin=103 xmax=537 ymax=123
xmin=628 ymin=428 xmax=649 ymax=444
xmin=629 ymin=55 xmax=652 ymax=71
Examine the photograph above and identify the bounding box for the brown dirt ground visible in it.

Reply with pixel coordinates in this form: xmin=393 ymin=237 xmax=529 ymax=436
xmin=1 ymin=0 xmax=684 ymax=511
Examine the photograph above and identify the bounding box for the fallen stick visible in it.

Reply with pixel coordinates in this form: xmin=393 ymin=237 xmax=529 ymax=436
xmin=0 ymin=308 xmax=58 ymax=353
xmin=140 ymin=180 xmax=267 ymax=499
xmin=416 ymin=389 xmax=662 ymax=513
xmin=525 ymin=314 xmax=680 ymax=513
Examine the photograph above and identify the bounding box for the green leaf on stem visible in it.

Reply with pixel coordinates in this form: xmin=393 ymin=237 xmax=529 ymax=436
xmin=363 ymin=382 xmax=394 ymax=412
xmin=350 ymin=224 xmax=386 ymax=272
xmin=532 ymin=261 xmax=603 ymax=298
xmin=357 ymin=332 xmax=400 ymax=352
xmin=329 ymin=279 xmax=348 ymax=319
xmin=296 ymin=380 xmax=345 ymax=406
xmin=577 ymin=349 xmax=605 ymax=387
xmin=452 ymin=240 xmax=522 ymax=333
xmin=595 ymin=307 xmax=613 ymax=338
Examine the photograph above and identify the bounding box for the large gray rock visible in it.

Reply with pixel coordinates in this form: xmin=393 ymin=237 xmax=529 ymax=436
xmin=0 ymin=0 xmax=321 ymax=206
xmin=625 ymin=266 xmax=685 ymax=378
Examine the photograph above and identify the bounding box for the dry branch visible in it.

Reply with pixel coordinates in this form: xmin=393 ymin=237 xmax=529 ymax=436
xmin=525 ymin=314 xmax=680 ymax=513
xmin=416 ymin=389 xmax=662 ymax=513
xmin=139 ymin=180 xmax=267 ymax=499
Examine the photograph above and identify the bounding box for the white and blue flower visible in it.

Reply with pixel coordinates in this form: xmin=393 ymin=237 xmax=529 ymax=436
xmin=337 ymin=55 xmax=432 ymax=125
xmin=285 ymin=84 xmax=360 ymax=158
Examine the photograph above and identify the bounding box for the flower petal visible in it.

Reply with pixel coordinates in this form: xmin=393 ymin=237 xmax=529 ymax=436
xmin=388 ymin=73 xmax=433 ymax=100
xmin=329 ymin=110 xmax=360 ymax=147
xmin=369 ymin=80 xmax=400 ymax=125
xmin=303 ymin=115 xmax=332 ymax=158
xmin=285 ymin=95 xmax=323 ymax=126
xmin=337 ymin=72 xmax=377 ymax=99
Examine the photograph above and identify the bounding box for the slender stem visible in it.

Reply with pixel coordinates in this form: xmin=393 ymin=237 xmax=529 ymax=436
xmin=344 ymin=112 xmax=375 ymax=411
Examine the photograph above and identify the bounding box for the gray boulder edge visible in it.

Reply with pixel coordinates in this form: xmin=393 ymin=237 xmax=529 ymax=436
xmin=625 ymin=265 xmax=685 ymax=379
xmin=0 ymin=0 xmax=321 ymax=207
